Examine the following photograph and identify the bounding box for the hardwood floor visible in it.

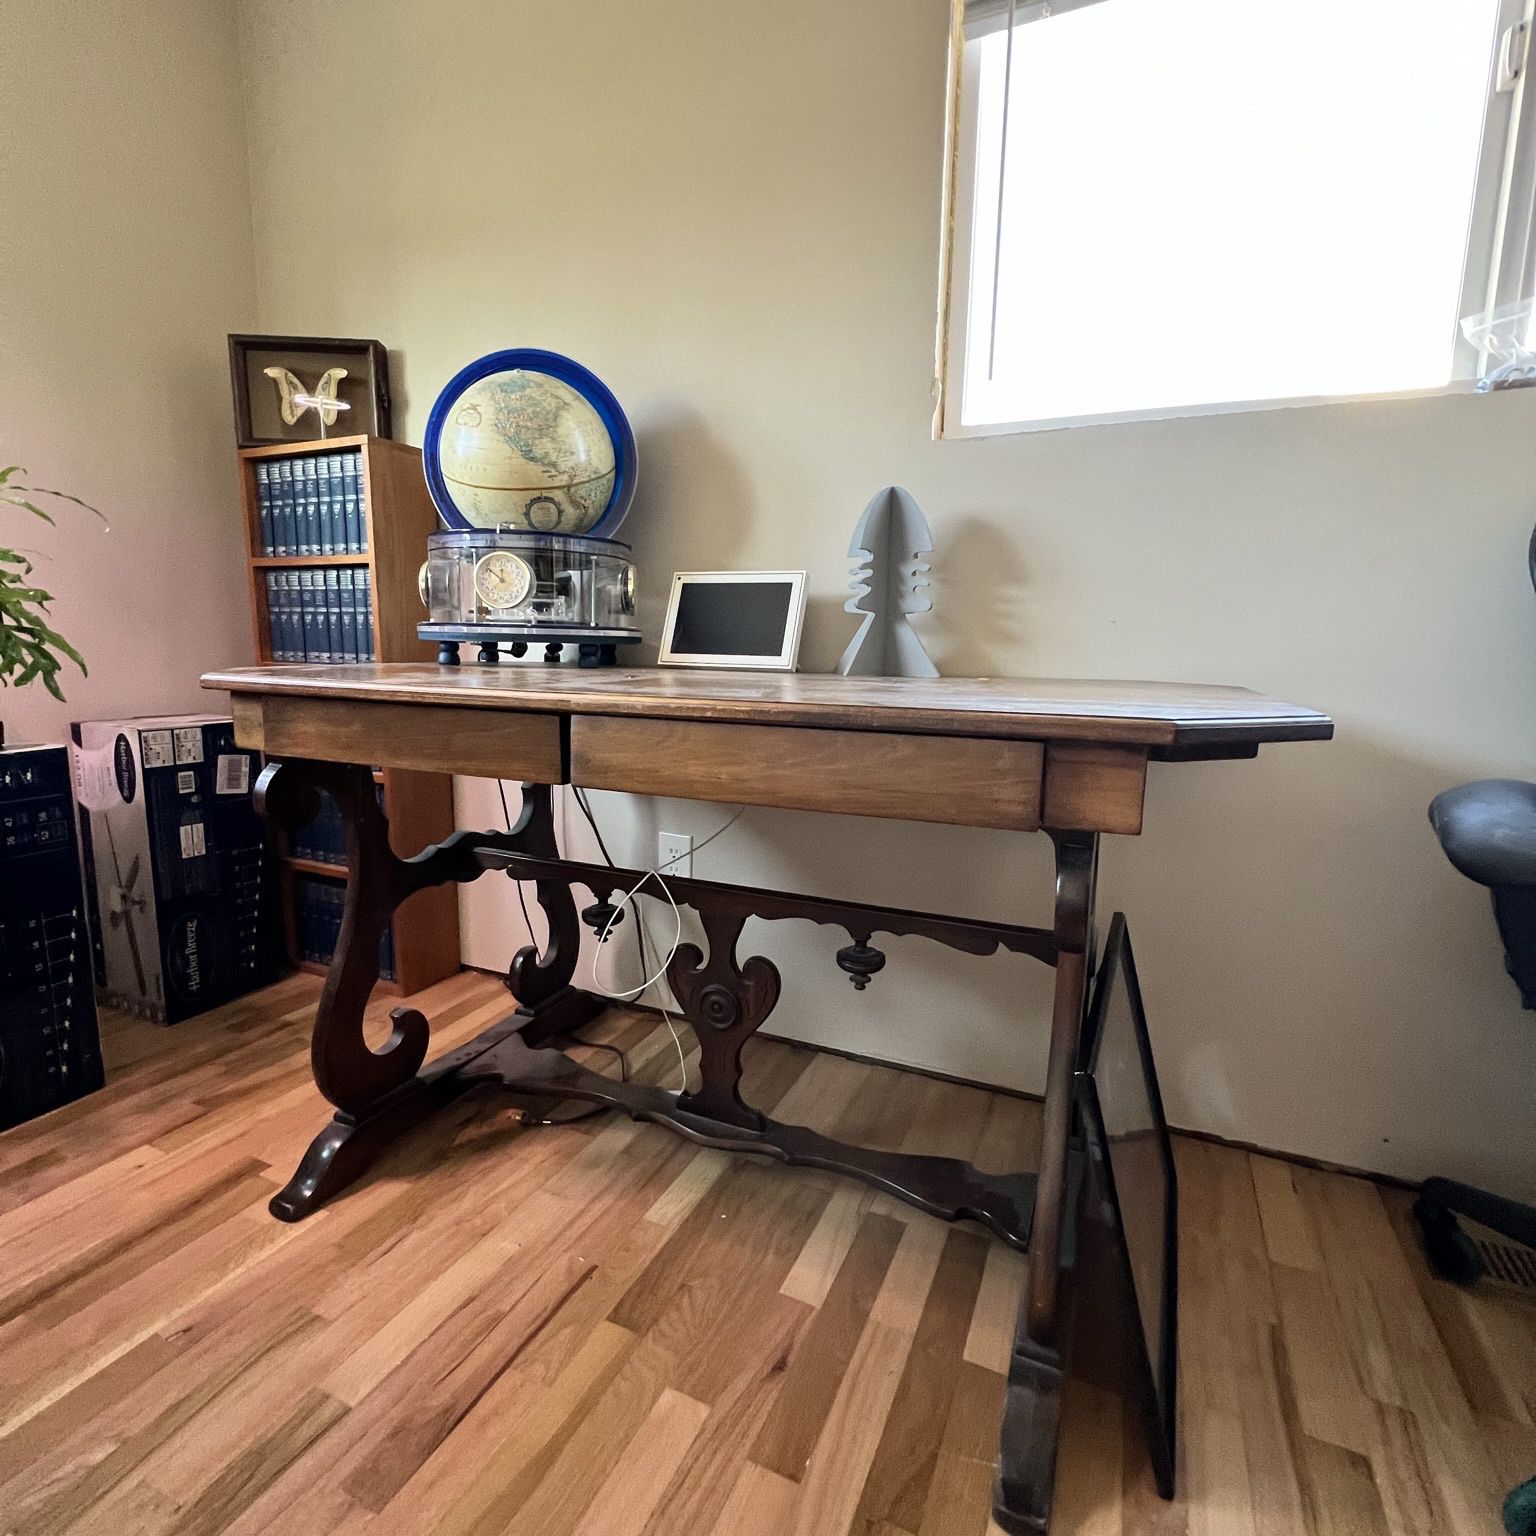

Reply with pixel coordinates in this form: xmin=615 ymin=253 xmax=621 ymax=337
xmin=0 ymin=969 xmax=1529 ymax=1535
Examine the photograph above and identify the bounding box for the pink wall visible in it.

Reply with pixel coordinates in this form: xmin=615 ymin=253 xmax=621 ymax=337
xmin=0 ymin=0 xmax=257 ymax=749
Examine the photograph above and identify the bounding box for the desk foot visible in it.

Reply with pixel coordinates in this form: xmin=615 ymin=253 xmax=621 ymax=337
xmin=992 ymin=1338 xmax=1067 ymax=1534
xmin=270 ymin=1073 xmax=475 ymax=1222
xmin=269 ymin=1008 xmax=537 ymax=1221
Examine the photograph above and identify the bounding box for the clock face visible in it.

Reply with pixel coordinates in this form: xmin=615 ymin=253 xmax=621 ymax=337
xmin=473 ymin=550 xmax=533 ymax=611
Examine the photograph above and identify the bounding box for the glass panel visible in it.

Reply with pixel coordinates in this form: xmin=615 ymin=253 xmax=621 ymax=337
xmin=963 ymin=0 xmax=1502 ymax=425
xmin=1089 ymin=949 xmax=1169 ymax=1389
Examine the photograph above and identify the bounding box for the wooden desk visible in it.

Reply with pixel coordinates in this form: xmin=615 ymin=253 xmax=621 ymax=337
xmin=201 ymin=662 xmax=1331 ymax=1534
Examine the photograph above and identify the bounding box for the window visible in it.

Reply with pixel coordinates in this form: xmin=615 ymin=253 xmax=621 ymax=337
xmin=940 ymin=0 xmax=1536 ymax=435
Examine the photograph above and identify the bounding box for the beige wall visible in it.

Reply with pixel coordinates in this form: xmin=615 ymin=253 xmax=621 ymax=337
xmin=236 ymin=0 xmax=1536 ymax=1194
xmin=0 ymin=0 xmax=257 ymax=745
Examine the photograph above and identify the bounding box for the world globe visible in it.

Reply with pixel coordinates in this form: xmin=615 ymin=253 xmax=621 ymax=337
xmin=424 ymin=352 xmax=636 ymax=537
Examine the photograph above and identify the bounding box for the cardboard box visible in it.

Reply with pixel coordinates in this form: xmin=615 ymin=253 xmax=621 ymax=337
xmin=70 ymin=715 xmax=284 ymax=1023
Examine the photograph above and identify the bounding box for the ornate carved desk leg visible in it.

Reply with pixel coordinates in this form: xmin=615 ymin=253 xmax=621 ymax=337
xmin=261 ymin=766 xmax=591 ymax=1222
xmin=667 ymin=908 xmax=781 ymax=1129
xmin=994 ymin=829 xmax=1099 ymax=1535
xmin=260 ymin=760 xmax=433 ymax=1221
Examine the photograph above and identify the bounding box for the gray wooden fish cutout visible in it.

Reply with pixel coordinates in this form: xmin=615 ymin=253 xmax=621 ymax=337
xmin=836 ymin=485 xmax=939 ymax=678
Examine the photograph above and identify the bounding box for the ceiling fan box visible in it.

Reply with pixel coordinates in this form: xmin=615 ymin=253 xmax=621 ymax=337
xmin=69 ymin=716 xmax=283 ymax=1024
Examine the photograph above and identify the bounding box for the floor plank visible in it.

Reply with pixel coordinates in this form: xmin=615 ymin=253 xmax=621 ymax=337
xmin=0 ymin=972 xmax=1527 ymax=1536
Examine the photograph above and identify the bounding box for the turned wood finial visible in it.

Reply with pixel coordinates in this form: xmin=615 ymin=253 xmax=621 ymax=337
xmin=580 ymin=898 xmax=624 ymax=940
xmin=836 ymin=938 xmax=887 ymax=990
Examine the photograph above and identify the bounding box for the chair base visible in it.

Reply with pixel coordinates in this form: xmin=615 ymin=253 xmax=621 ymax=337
xmin=1493 ymin=885 xmax=1536 ymax=1009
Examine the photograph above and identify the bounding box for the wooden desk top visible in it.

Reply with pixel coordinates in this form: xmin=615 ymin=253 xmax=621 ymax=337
xmin=201 ymin=664 xmax=1332 ymax=753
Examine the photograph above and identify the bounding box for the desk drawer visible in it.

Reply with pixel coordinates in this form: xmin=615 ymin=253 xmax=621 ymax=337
xmin=570 ymin=715 xmax=1043 ymax=830
xmin=234 ymin=695 xmax=565 ymax=781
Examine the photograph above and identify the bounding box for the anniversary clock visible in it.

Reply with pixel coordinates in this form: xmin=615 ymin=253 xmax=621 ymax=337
xmin=417 ymin=349 xmax=641 ymax=667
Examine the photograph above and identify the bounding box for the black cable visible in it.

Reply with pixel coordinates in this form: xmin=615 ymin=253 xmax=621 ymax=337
xmin=522 ymin=1027 xmax=630 ymax=1123
xmin=516 ymin=1026 xmax=629 ymax=1125
xmin=572 ymin=785 xmax=652 ymax=996
xmin=572 ymin=785 xmax=615 ymax=863
xmin=561 ymin=1032 xmax=629 ymax=1083
xmin=496 ymin=780 xmax=629 ymax=1124
xmin=522 ymin=1102 xmax=612 ymax=1126
xmin=498 ymin=778 xmax=537 ymax=936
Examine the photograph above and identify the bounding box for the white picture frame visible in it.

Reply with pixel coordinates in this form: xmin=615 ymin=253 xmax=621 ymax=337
xmin=658 ymin=570 xmax=808 ymax=671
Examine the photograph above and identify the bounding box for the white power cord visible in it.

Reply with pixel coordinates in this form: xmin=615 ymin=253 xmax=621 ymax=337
xmin=498 ymin=781 xmax=746 ymax=1098
xmin=591 ymin=869 xmax=690 ymax=1093
xmin=585 ymin=804 xmax=747 ymax=1096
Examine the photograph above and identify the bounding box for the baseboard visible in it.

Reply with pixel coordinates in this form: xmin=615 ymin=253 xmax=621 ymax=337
xmin=750 ymin=1027 xmax=1417 ymax=1189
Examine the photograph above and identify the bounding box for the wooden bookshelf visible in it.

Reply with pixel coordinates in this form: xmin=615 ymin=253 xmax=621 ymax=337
xmin=236 ymin=434 xmax=460 ymax=996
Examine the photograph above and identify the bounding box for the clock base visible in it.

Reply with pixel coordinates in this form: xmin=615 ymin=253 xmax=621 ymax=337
xmin=419 ymin=623 xmax=642 ymax=669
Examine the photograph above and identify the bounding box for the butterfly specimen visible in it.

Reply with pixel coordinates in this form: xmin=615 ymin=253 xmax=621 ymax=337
xmin=263 ymin=365 xmax=351 ymax=428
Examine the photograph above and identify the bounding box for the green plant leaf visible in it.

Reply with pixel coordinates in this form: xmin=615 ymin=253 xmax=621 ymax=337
xmin=11 ymin=484 xmax=106 ymax=526
xmin=0 ymin=457 xmax=98 ymax=694
xmin=28 ymin=622 xmax=84 ymax=672
xmin=1 ymin=494 xmax=55 ymax=525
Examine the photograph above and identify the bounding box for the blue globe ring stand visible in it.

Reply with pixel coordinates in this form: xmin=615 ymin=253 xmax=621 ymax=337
xmin=421 ymin=348 xmax=638 ymax=537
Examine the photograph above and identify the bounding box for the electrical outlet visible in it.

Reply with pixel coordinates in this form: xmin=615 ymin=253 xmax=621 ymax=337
xmin=658 ymin=831 xmax=693 ymax=878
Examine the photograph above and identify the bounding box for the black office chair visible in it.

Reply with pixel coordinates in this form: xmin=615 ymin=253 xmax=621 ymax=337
xmin=1420 ymin=777 xmax=1536 ymax=1281
xmin=1422 ymin=529 xmax=1536 ymax=1536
